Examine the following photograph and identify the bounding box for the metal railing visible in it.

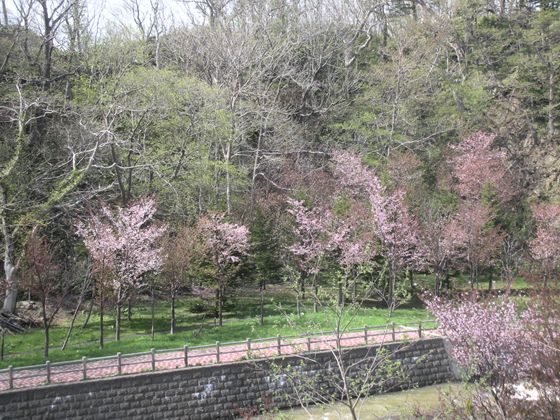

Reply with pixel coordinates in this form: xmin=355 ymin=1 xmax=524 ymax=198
xmin=0 ymin=320 xmax=437 ymax=392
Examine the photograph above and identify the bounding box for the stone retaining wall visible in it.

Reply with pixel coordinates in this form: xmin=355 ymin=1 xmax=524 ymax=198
xmin=0 ymin=338 xmax=455 ymax=419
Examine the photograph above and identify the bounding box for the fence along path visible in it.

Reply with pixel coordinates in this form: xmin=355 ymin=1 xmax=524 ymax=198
xmin=0 ymin=321 xmax=437 ymax=392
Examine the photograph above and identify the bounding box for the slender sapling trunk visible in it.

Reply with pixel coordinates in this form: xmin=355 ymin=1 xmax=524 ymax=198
xmin=259 ymin=280 xmax=265 ymax=326
xmin=170 ymin=293 xmax=176 ymax=335
xmin=151 ymin=285 xmax=155 ymax=341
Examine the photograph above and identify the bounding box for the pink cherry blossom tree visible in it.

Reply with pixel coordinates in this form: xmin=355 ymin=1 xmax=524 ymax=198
xmin=287 ymin=198 xmax=336 ymax=312
xmin=450 ymin=131 xmax=513 ymax=203
xmin=332 ymin=151 xmax=422 ymax=312
xmin=447 ymin=201 xmax=503 ymax=289
xmin=529 ymin=202 xmax=560 ymax=287
xmin=198 ymin=213 xmax=249 ymax=326
xmin=417 ymin=201 xmax=456 ymax=295
xmin=448 ymin=132 xmax=514 ymax=289
xmin=424 ymin=293 xmax=529 ymax=417
xmin=426 ymin=292 xmax=560 ymax=418
xmin=76 ymin=197 xmax=167 ymax=342
xmin=519 ymin=294 xmax=560 ymax=417
xmin=335 ymin=200 xmax=376 ymax=304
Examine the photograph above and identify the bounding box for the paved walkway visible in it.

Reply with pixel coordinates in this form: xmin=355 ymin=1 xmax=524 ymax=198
xmin=0 ymin=325 xmax=437 ymax=392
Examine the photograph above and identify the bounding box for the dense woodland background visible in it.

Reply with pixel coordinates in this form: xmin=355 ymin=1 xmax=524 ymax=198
xmin=0 ymin=0 xmax=559 ymax=324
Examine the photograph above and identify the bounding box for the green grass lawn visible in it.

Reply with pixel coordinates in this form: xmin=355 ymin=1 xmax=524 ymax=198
xmin=0 ymin=288 xmax=430 ymax=369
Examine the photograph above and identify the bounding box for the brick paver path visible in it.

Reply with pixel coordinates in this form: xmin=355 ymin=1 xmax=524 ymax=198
xmin=0 ymin=325 xmax=438 ymax=392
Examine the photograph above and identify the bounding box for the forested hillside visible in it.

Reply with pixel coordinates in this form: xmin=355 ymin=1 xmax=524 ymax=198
xmin=0 ymin=0 xmax=559 ymax=319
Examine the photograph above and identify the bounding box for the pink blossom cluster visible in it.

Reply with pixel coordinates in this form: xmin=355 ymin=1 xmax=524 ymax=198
xmin=286 ymin=198 xmax=336 ymax=274
xmin=529 ymin=203 xmax=560 ymax=280
xmin=416 ymin=207 xmax=456 ymax=286
xmin=198 ymin=213 xmax=250 ymax=266
xmin=332 ymin=150 xmax=422 ymax=271
xmin=447 ymin=201 xmax=503 ymax=269
xmin=76 ymin=197 xmax=168 ymax=290
xmin=445 ymin=132 xmax=511 ymax=281
xmin=425 ymin=294 xmax=529 ymax=382
xmin=522 ymin=298 xmax=560 ymax=389
xmin=450 ymin=131 xmax=512 ymax=202
xmin=427 ymin=293 xmax=560 ymax=417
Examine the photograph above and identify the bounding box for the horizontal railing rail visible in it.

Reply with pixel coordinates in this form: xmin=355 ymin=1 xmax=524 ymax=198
xmin=0 ymin=320 xmax=437 ymax=392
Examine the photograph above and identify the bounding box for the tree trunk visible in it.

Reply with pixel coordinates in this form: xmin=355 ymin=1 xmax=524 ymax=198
xmin=151 ymin=285 xmax=155 ymax=341
xmin=127 ymin=297 xmax=132 ymax=322
xmin=170 ymin=294 xmax=176 ymax=335
xmin=99 ymin=295 xmax=104 ymax=349
xmin=2 ymin=243 xmax=18 ymax=314
xmin=82 ymin=298 xmax=94 ymax=329
xmin=0 ymin=329 xmax=4 ymax=361
xmin=61 ymin=298 xmax=82 ymax=351
xmin=224 ymin=142 xmax=232 ymax=215
xmin=2 ymin=280 xmax=18 ymax=314
xmin=548 ymin=71 xmax=556 ymax=139
xmin=388 ymin=267 xmax=396 ymax=315
xmin=250 ymin=128 xmax=263 ymax=212
xmin=259 ymin=281 xmax=264 ymax=326
xmin=44 ymin=323 xmax=49 ymax=360
xmin=218 ymin=286 xmax=223 ymax=327
xmin=348 ymin=402 xmax=358 ymax=420
xmin=2 ymin=0 xmax=8 ymax=26
xmin=62 ymin=270 xmax=91 ymax=350
xmin=343 ymin=276 xmax=348 ymax=307
xmin=42 ymin=300 xmax=49 ymax=359
xmin=313 ymin=282 xmax=318 ymax=313
xmin=115 ymin=288 xmax=122 ymax=341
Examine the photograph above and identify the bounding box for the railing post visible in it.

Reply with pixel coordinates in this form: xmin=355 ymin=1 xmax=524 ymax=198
xmin=45 ymin=361 xmax=51 ymax=384
xmin=391 ymin=322 xmax=396 ymax=342
xmin=306 ymin=335 xmax=311 ymax=352
xmin=150 ymin=348 xmax=156 ymax=371
xmin=418 ymin=321 xmax=422 ymax=339
xmin=277 ymin=334 xmax=282 ymax=355
xmin=8 ymin=365 xmax=13 ymax=389
xmin=82 ymin=357 xmax=87 ymax=380
xmin=183 ymin=345 xmax=189 ymax=367
xmin=216 ymin=341 xmax=220 ymax=363
xmin=246 ymin=338 xmax=251 ymax=358
xmin=117 ymin=352 xmax=122 ymax=375
xmin=364 ymin=325 xmax=368 ymax=344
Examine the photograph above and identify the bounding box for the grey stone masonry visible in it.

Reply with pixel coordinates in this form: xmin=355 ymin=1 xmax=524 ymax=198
xmin=0 ymin=338 xmax=456 ymax=420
